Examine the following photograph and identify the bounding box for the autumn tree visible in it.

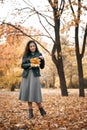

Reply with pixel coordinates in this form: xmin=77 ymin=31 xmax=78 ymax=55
xmin=47 ymin=0 xmax=68 ymax=96
xmin=0 ymin=24 xmax=31 ymax=90
xmin=0 ymin=23 xmax=55 ymax=90
xmin=28 ymin=0 xmax=68 ymax=95
xmin=0 ymin=0 xmax=69 ymax=96
xmin=1 ymin=0 xmax=86 ymax=96
xmin=68 ymin=0 xmax=87 ymax=96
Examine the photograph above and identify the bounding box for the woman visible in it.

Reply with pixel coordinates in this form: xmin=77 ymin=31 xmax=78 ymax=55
xmin=19 ymin=40 xmax=46 ymax=119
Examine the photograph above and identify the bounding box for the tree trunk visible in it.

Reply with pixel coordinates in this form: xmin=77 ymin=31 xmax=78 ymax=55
xmin=52 ymin=55 xmax=68 ymax=96
xmin=52 ymin=72 xmax=55 ymax=88
xmin=52 ymin=9 xmax=68 ymax=96
xmin=56 ymin=58 xmax=68 ymax=96
xmin=78 ymin=56 xmax=84 ymax=96
xmin=75 ymin=26 xmax=85 ymax=97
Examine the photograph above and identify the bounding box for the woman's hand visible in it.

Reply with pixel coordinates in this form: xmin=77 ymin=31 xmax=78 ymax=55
xmin=30 ymin=63 xmax=39 ymax=67
xmin=39 ymin=56 xmax=44 ymax=59
xmin=31 ymin=64 xmax=35 ymax=67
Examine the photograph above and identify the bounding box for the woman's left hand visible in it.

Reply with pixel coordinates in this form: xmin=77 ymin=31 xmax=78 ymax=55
xmin=39 ymin=56 xmax=44 ymax=59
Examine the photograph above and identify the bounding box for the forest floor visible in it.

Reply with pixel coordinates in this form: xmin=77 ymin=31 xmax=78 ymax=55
xmin=0 ymin=89 xmax=87 ymax=130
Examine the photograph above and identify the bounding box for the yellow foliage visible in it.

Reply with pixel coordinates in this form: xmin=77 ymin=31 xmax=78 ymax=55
xmin=30 ymin=58 xmax=40 ymax=65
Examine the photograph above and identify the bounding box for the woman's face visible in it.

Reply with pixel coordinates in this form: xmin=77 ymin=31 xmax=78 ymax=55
xmin=29 ymin=42 xmax=36 ymax=53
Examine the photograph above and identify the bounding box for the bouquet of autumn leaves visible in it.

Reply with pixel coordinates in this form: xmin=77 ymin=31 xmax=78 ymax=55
xmin=30 ymin=57 xmax=40 ymax=67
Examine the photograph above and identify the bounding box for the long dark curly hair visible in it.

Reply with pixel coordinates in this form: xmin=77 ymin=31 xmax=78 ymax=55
xmin=23 ymin=40 xmax=39 ymax=57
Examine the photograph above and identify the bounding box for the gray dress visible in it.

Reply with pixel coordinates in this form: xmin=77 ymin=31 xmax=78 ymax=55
xmin=19 ymin=69 xmax=42 ymax=103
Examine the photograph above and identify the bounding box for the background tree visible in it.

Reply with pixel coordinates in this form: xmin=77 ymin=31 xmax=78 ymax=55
xmin=0 ymin=0 xmax=68 ymax=96
xmin=0 ymin=0 xmax=87 ymax=96
xmin=68 ymin=0 xmax=87 ymax=96
xmin=0 ymin=23 xmax=57 ymax=90
xmin=47 ymin=0 xmax=68 ymax=96
xmin=0 ymin=24 xmax=34 ymax=90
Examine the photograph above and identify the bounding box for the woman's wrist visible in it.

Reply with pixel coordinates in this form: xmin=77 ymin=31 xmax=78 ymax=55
xmin=39 ymin=56 xmax=44 ymax=59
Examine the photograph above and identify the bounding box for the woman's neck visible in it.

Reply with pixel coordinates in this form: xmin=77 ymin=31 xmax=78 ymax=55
xmin=31 ymin=52 xmax=35 ymax=55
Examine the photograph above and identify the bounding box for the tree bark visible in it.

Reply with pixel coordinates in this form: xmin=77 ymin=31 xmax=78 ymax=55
xmin=52 ymin=72 xmax=55 ymax=88
xmin=75 ymin=26 xmax=85 ymax=97
xmin=56 ymin=58 xmax=68 ymax=96
xmin=52 ymin=9 xmax=68 ymax=96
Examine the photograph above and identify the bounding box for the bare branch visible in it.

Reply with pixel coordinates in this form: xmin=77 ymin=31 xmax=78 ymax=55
xmin=38 ymin=13 xmax=54 ymax=22
xmin=37 ymin=12 xmax=54 ymax=28
xmin=68 ymin=0 xmax=76 ymax=18
xmin=36 ymin=12 xmax=55 ymax=44
xmin=22 ymin=0 xmax=32 ymax=7
xmin=20 ymin=12 xmax=36 ymax=24
xmin=1 ymin=22 xmax=51 ymax=55
xmin=15 ymin=7 xmax=31 ymax=11
xmin=48 ymin=0 xmax=54 ymax=8
xmin=82 ymin=5 xmax=87 ymax=11
xmin=59 ymin=0 xmax=65 ymax=15
xmin=0 ymin=29 xmax=52 ymax=39
xmin=78 ymin=0 xmax=81 ymax=21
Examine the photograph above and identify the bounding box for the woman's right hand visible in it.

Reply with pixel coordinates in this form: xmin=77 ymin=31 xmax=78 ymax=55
xmin=31 ymin=63 xmax=35 ymax=67
xmin=30 ymin=63 xmax=39 ymax=67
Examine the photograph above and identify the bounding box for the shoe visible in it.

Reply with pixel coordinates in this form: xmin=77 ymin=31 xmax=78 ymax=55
xmin=39 ymin=107 xmax=46 ymax=116
xmin=29 ymin=109 xmax=33 ymax=119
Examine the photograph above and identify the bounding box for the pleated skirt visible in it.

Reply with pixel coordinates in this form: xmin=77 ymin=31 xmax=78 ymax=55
xmin=19 ymin=69 xmax=42 ymax=103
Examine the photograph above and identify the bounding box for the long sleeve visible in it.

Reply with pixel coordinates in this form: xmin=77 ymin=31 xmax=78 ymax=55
xmin=39 ymin=53 xmax=45 ymax=69
xmin=40 ymin=58 xmax=45 ymax=69
xmin=21 ymin=56 xmax=31 ymax=69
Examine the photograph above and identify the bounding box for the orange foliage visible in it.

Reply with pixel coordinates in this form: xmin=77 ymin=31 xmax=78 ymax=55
xmin=0 ymin=90 xmax=87 ymax=129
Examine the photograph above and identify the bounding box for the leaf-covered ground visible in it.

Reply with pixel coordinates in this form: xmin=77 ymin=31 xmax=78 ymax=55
xmin=0 ymin=89 xmax=87 ymax=130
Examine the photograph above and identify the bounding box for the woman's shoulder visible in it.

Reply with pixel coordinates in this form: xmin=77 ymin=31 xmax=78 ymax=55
xmin=22 ymin=54 xmax=31 ymax=61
